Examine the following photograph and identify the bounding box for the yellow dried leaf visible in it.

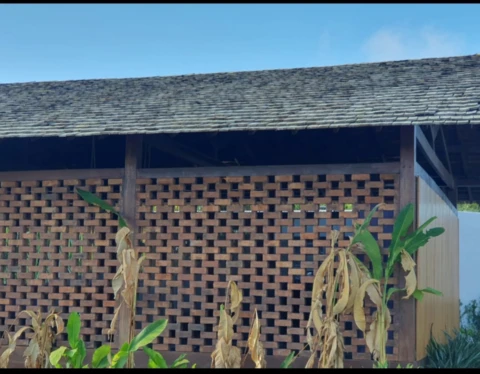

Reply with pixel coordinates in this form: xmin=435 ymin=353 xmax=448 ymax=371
xmin=0 ymin=334 xmax=14 ymax=369
xmin=107 ymin=302 xmax=123 ymax=338
xmin=306 ymin=327 xmax=315 ymax=351
xmin=366 ymin=282 xmax=383 ymax=307
xmin=312 ymin=251 xmax=334 ymax=300
xmin=365 ymin=311 xmax=377 ymax=354
xmin=354 ymin=279 xmax=379 ymax=332
xmin=112 ymin=265 xmax=124 ymax=300
xmin=401 ymin=250 xmax=417 ymax=299
xmin=0 ymin=326 xmax=31 ymax=369
xmin=24 ymin=339 xmax=40 ymax=368
xmin=228 ymin=281 xmax=243 ymax=324
xmin=18 ymin=310 xmax=40 ymax=331
xmin=336 ymin=333 xmax=345 ymax=368
xmin=330 ymin=230 xmax=340 ymax=248
xmin=325 ymin=322 xmax=338 ymax=367
xmin=217 ymin=306 xmax=234 ymax=344
xmin=305 ymin=351 xmax=316 ymax=369
xmin=54 ymin=314 xmax=64 ymax=335
xmin=345 ymin=254 xmax=360 ymax=314
xmin=211 ymin=339 xmax=241 ymax=368
xmin=247 ymin=309 xmax=266 ymax=368
xmin=115 ymin=227 xmax=132 ymax=257
xmin=311 ymin=300 xmax=323 ymax=335
xmin=121 ymin=249 xmax=138 ymax=308
xmin=333 ymin=251 xmax=350 ymax=316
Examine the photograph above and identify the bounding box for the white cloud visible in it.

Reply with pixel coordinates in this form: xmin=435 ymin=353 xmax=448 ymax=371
xmin=362 ymin=26 xmax=465 ymax=62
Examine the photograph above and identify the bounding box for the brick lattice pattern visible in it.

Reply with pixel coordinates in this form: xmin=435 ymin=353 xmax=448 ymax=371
xmin=0 ymin=178 xmax=122 ymax=348
xmin=135 ymin=172 xmax=400 ymax=360
xmin=0 ymin=171 xmax=399 ymax=360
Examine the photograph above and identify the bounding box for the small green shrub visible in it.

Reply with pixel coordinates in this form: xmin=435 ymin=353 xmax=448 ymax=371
xmin=426 ymin=329 xmax=480 ymax=368
xmin=50 ymin=315 xmax=176 ymax=369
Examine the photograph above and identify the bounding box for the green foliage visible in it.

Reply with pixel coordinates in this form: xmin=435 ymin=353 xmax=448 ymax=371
xmin=396 ymin=363 xmax=415 ymax=368
xmin=144 ymin=347 xmax=168 ymax=369
xmin=351 ymin=204 xmax=384 ymax=280
xmin=102 ymin=319 xmax=169 ymax=369
xmin=49 ymin=312 xmax=87 ymax=368
xmin=76 ymin=188 xmax=128 ymax=228
xmin=49 ymin=313 xmax=186 ymax=369
xmin=458 ymin=202 xmax=480 ymax=212
xmin=91 ymin=345 xmax=111 ymax=368
xmin=353 ymin=203 xmax=444 ymax=368
xmin=129 ymin=319 xmax=167 ymax=352
xmin=426 ymin=329 xmax=480 ymax=368
xmin=280 ymin=351 xmax=295 ymax=368
xmin=462 ymin=299 xmax=480 ymax=336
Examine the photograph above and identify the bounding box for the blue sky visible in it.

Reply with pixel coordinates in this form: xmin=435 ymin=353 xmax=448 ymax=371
xmin=1 ymin=4 xmax=479 ymax=83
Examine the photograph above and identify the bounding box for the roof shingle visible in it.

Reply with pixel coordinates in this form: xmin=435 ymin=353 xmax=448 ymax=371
xmin=1 ymin=54 xmax=479 ymax=138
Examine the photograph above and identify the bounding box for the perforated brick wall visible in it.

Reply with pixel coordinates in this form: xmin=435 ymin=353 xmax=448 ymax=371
xmin=0 ymin=169 xmax=400 ymax=360
xmin=0 ymin=177 xmax=122 ymax=348
xmin=134 ymin=171 xmax=400 ymax=360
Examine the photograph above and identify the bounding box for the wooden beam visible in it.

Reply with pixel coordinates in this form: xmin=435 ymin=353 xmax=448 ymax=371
xmin=416 ymin=127 xmax=454 ymax=189
xmin=144 ymin=135 xmax=222 ymax=167
xmin=430 ymin=125 xmax=440 ymax=148
xmin=439 ymin=127 xmax=452 ymax=174
xmin=118 ymin=135 xmax=142 ymax=349
xmin=138 ymin=162 xmax=401 ymax=179
xmin=398 ymin=125 xmax=417 ymax=363
xmin=454 ymin=127 xmax=473 ymax=201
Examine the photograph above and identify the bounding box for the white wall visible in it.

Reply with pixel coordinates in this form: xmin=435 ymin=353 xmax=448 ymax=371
xmin=459 ymin=211 xmax=480 ymax=304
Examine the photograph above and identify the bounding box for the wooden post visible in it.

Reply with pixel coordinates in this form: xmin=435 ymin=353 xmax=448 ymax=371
xmin=117 ymin=135 xmax=143 ymax=348
xmin=397 ymin=126 xmax=417 ymax=363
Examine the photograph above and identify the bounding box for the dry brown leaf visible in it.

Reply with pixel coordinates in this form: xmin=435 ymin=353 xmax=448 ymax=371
xmin=400 ymin=250 xmax=417 ymax=299
xmin=345 ymin=254 xmax=360 ymax=314
xmin=219 ymin=307 xmax=233 ymax=343
xmin=312 ymin=251 xmax=334 ymax=300
xmin=247 ymin=309 xmax=266 ymax=368
xmin=115 ymin=227 xmax=131 ymax=257
xmin=107 ymin=300 xmax=123 ymax=338
xmin=311 ymin=300 xmax=323 ymax=334
xmin=212 ymin=340 xmax=242 ymax=368
xmin=365 ymin=311 xmax=377 ymax=356
xmin=333 ymin=251 xmax=350 ymax=316
xmin=228 ymin=281 xmax=243 ymax=325
xmin=24 ymin=339 xmax=41 ymax=368
xmin=0 ymin=326 xmax=31 ymax=369
xmin=112 ymin=265 xmax=124 ymax=299
xmin=53 ymin=314 xmax=64 ymax=335
xmin=354 ymin=279 xmax=380 ymax=332
xmin=18 ymin=310 xmax=40 ymax=331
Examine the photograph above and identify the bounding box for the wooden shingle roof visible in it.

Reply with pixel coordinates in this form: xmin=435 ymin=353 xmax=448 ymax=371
xmin=0 ymin=54 xmax=479 ymax=139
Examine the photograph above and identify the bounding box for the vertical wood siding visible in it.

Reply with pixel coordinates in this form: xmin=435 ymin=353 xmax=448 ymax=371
xmin=416 ymin=177 xmax=460 ymax=360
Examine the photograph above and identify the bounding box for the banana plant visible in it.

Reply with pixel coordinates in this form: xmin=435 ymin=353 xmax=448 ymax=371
xmin=76 ymin=188 xmax=128 ymax=228
xmin=49 ymin=312 xmax=87 ymax=368
xmin=50 ymin=315 xmax=171 ymax=369
xmin=143 ymin=349 xmax=194 ymax=368
xmin=351 ymin=203 xmax=444 ymax=368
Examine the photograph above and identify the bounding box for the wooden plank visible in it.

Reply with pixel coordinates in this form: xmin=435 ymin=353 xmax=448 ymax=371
xmin=118 ymin=135 xmax=142 ymax=349
xmin=139 ymin=162 xmax=400 ymax=179
xmin=0 ymin=168 xmax=123 ymax=182
xmin=416 ymin=177 xmax=460 ymax=360
xmin=397 ymin=126 xmax=417 ymax=363
xmin=416 ymin=127 xmax=454 ymax=189
xmin=415 ymin=163 xmax=458 ymax=215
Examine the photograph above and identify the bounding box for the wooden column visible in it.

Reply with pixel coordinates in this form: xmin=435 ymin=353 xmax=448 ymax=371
xmin=117 ymin=134 xmax=143 ymax=347
xmin=397 ymin=126 xmax=417 ymax=363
